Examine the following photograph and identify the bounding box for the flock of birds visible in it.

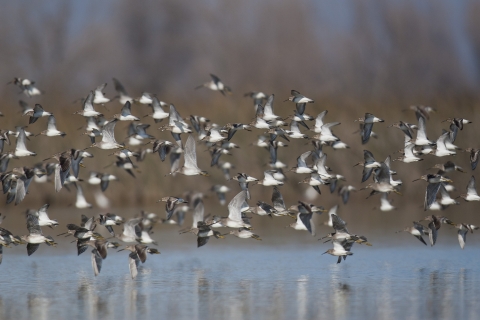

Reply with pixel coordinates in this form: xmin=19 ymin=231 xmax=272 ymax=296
xmin=0 ymin=74 xmax=479 ymax=279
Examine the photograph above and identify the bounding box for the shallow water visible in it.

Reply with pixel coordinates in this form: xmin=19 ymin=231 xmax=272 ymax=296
xmin=0 ymin=243 xmax=479 ymax=320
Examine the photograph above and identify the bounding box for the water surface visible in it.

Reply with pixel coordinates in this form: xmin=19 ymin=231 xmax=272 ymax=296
xmin=0 ymin=244 xmax=479 ymax=320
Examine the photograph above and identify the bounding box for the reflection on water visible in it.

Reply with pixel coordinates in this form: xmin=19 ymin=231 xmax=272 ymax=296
xmin=0 ymin=247 xmax=479 ymax=320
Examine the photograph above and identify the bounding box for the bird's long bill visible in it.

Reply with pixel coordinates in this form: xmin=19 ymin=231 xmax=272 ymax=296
xmin=117 ymin=248 xmax=125 ymax=252
xmin=412 ymin=178 xmax=421 ymax=182
xmin=321 ymin=251 xmax=328 ymax=255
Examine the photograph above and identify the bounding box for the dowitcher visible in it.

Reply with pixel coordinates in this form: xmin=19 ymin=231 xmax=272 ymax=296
xmin=442 ymin=118 xmax=472 ymax=130
xmin=388 ymin=121 xmax=415 ymax=139
xmin=112 ymin=78 xmax=133 ymax=105
xmin=355 ymin=113 xmax=384 ymax=144
xmin=93 ymin=83 xmax=110 ymax=105
xmin=36 ymin=115 xmax=66 ymax=137
xmin=430 ymin=161 xmax=464 ymax=174
xmin=217 ymin=191 xmax=251 ymax=229
xmin=145 ymin=97 xmax=169 ymax=123
xmin=464 ymin=148 xmax=479 ymax=170
xmin=256 ymin=170 xmax=284 ymax=186
xmin=393 ymin=143 xmax=422 ymax=163
xmin=98 ymin=213 xmax=124 ymax=235
xmin=412 ymin=174 xmax=452 ymax=210
xmin=322 ymin=239 xmax=354 ymax=263
xmin=271 ymin=186 xmax=294 ymax=217
xmin=21 ymin=212 xmax=56 ymax=256
xmin=360 ymin=161 xmax=400 ymax=195
xmin=244 ymin=91 xmax=267 ymax=106
xmin=290 ymin=151 xmax=315 ymax=173
xmin=285 ymin=90 xmax=314 ymax=104
xmin=114 ymin=218 xmax=142 ymax=243
xmin=229 ymin=228 xmax=262 ymax=240
xmin=9 ymin=77 xmax=42 ymax=97
xmin=35 ymin=204 xmax=58 ymax=228
xmin=409 ymin=105 xmax=435 ymax=120
xmin=14 ymin=127 xmax=36 ymax=157
xmin=453 ymin=223 xmax=477 ymax=249
xmin=90 ymin=119 xmax=124 ymax=150
xmin=135 ymin=92 xmax=154 ymax=105
xmin=118 ymin=244 xmax=160 ymax=279
xmin=195 ymin=74 xmax=231 ymax=95
xmin=288 ymin=202 xmax=316 ymax=236
xmin=113 ymin=101 xmax=139 ymax=121
xmin=75 ymin=184 xmax=92 ymax=209
xmin=158 ymin=196 xmax=188 ymax=220
xmin=410 ymin=114 xmax=434 ymax=146
xmin=169 ymin=135 xmax=208 ymax=176
xmin=397 ymin=221 xmax=428 ymax=246
xmin=458 ymin=176 xmax=480 ymax=201
xmin=73 ymin=91 xmax=103 ymax=117
xmin=338 ymin=185 xmax=356 ymax=204
xmin=379 ymin=193 xmax=396 ymax=211
xmin=354 ymin=150 xmax=381 ymax=183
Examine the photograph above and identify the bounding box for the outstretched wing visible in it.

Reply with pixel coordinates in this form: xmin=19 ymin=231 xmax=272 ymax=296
xmin=101 ymin=119 xmax=118 ymax=144
xmin=91 ymin=248 xmax=103 ymax=276
xmin=331 ymin=214 xmax=348 ymax=233
xmin=183 ymin=135 xmax=198 ymax=170
xmin=47 ymin=115 xmax=58 ymax=131
xmin=362 ymin=123 xmax=373 ymax=144
xmin=263 ymin=95 xmax=275 ymax=117
xmin=192 ymin=200 xmax=205 ymax=229
xmin=121 ymin=101 xmax=132 ymax=116
xmin=271 ymin=187 xmax=286 ymax=211
xmin=299 ymin=213 xmax=314 ymax=236
xmin=83 ymin=91 xmax=95 ymax=112
xmin=467 ymin=176 xmax=477 ymax=196
xmin=424 ymin=183 xmax=442 ymax=211
xmin=228 ymin=191 xmax=247 ymax=221
xmin=113 ymin=78 xmax=129 ymax=96
xmin=128 ymin=252 xmax=140 ymax=279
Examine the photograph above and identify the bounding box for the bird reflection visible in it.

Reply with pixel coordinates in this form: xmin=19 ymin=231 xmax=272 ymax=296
xmin=296 ymin=275 xmax=308 ymax=320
